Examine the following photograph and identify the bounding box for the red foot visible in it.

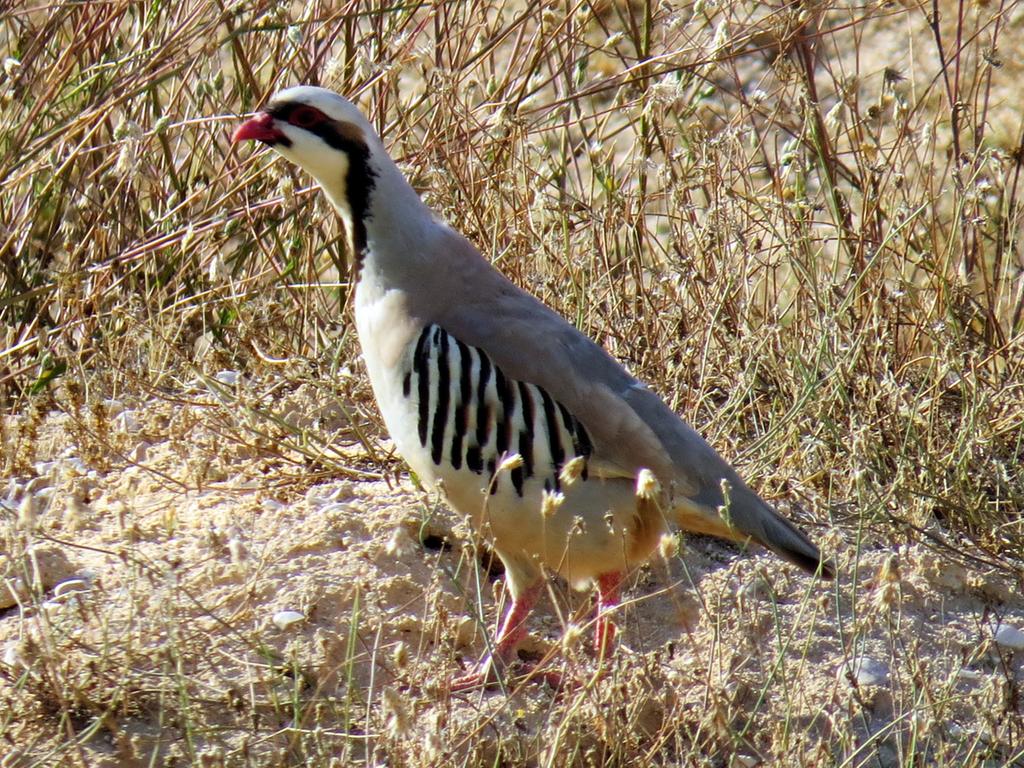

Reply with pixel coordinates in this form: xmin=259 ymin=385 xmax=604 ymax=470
xmin=447 ymin=657 xmax=563 ymax=693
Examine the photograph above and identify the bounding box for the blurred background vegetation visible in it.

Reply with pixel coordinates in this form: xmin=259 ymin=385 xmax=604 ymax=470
xmin=2 ymin=1 xmax=1024 ymax=764
xmin=3 ymin=0 xmax=1021 ymax=560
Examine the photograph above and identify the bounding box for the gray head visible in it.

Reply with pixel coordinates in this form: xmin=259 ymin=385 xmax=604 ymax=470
xmin=233 ymin=86 xmax=384 ymax=254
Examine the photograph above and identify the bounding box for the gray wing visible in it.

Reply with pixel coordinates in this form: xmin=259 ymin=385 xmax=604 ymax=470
xmin=410 ymin=230 xmax=830 ymax=576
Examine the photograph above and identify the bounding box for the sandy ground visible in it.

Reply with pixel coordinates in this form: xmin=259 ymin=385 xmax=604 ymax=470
xmin=2 ymin=4 xmax=1023 ymax=763
xmin=1 ymin=385 xmax=1022 ymax=766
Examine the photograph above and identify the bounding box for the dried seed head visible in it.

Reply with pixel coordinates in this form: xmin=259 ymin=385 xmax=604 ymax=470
xmin=392 ymin=641 xmax=409 ymax=670
xmin=541 ymin=490 xmax=565 ymax=518
xmin=658 ymin=533 xmax=680 ymax=560
xmin=559 ymin=456 xmax=586 ymax=486
xmin=878 ymin=554 xmax=900 ymax=584
xmin=636 ymin=469 xmax=661 ymax=500
xmin=882 ymin=66 xmax=905 ymax=88
xmin=711 ymin=22 xmax=729 ymax=56
xmin=17 ymin=494 xmax=36 ymax=530
xmin=497 ymin=453 xmax=523 ymax=473
xmin=382 ymin=687 xmax=412 ymax=738
xmin=562 ymin=623 xmax=584 ymax=653
xmin=603 ymin=31 xmax=625 ymax=50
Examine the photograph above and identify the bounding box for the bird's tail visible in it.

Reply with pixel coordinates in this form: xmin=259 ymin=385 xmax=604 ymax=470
xmin=670 ymin=482 xmax=834 ymax=579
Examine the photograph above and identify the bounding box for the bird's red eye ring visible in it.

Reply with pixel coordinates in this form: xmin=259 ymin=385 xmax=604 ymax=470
xmin=290 ymin=106 xmax=324 ymax=128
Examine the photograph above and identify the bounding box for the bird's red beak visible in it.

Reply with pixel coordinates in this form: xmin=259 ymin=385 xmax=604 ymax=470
xmin=232 ymin=112 xmax=286 ymax=145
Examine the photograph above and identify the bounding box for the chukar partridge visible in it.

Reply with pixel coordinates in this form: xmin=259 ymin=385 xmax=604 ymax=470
xmin=233 ymin=87 xmax=833 ymax=689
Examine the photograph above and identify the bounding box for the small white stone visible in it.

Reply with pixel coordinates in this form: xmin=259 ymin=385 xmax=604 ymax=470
xmin=3 ymin=641 xmax=27 ymax=669
xmin=317 ymin=502 xmax=348 ymax=516
xmin=385 ymin=527 xmax=415 ymax=558
xmin=3 ymin=478 xmax=20 ymax=499
xmin=272 ymin=610 xmax=305 ymax=631
xmin=114 ymin=410 xmax=140 ymax=433
xmin=34 ymin=460 xmax=57 ymax=476
xmin=993 ymin=623 xmax=1024 ymax=651
xmin=329 ymin=481 xmax=355 ymax=500
xmin=261 ymin=498 xmax=284 ymax=512
xmin=845 ymin=656 xmax=889 ymax=687
xmin=103 ymin=398 xmax=125 ymax=417
xmin=2 ymin=577 xmax=29 ymax=606
xmin=53 ymin=578 xmax=90 ymax=598
xmin=214 ymin=370 xmax=241 ymax=386
xmin=228 ymin=537 xmax=247 ymax=564
xmin=24 ymin=476 xmax=50 ymax=493
xmin=454 ymin=616 xmax=479 ymax=649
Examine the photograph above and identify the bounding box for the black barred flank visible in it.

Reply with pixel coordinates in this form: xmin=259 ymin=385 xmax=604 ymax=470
xmin=469 ymin=352 xmax=492 ymax=473
xmin=557 ymin=402 xmax=574 ymax=434
xmin=574 ymin=420 xmax=593 ymax=458
xmin=430 ymin=329 xmax=451 ymax=465
xmin=402 ymin=324 xmax=594 ymax=495
xmin=413 ymin=326 xmax=432 ymax=446
xmin=494 ymin=366 xmax=514 ymax=457
xmin=539 ymin=387 xmax=564 ymax=490
xmin=450 ymin=338 xmax=473 ymax=471
xmin=512 ymin=381 xmax=535 ymax=496
xmin=465 ymin=444 xmax=483 ymax=475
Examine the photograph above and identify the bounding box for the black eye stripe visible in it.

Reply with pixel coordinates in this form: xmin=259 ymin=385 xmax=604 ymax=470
xmin=265 ymin=99 xmax=377 ymax=259
xmin=290 ymin=106 xmax=323 ymax=127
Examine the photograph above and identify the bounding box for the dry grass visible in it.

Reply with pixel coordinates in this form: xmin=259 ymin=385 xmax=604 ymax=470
xmin=1 ymin=0 xmax=1023 ymax=765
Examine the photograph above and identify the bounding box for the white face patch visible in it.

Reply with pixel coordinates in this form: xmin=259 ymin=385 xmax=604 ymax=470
xmin=273 ymin=127 xmax=355 ymax=243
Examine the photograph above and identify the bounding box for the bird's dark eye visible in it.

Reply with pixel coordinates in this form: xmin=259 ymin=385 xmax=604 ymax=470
xmin=289 ymin=106 xmax=324 ymax=129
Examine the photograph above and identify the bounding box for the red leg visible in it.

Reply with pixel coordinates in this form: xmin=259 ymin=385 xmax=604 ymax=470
xmin=491 ymin=581 xmax=542 ymax=663
xmin=450 ymin=581 xmax=543 ymax=691
xmin=594 ymin=571 xmax=622 ymax=659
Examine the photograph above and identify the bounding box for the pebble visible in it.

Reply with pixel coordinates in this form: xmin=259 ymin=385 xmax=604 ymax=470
xmin=385 ymin=527 xmax=416 ymax=558
xmin=132 ymin=442 xmax=150 ymax=463
xmin=272 ymin=610 xmax=305 ymax=631
xmin=846 ymin=656 xmax=889 ymax=687
xmin=957 ymin=668 xmax=984 ymax=683
xmin=454 ymin=616 xmax=479 ymax=649
xmin=214 ymin=370 xmax=241 ymax=386
xmin=0 ymin=546 xmax=76 ymax=610
xmin=317 ymin=502 xmax=349 ymax=517
xmin=53 ymin=578 xmax=90 ymax=598
xmin=113 ymin=410 xmax=140 ymax=433
xmin=3 ymin=641 xmax=28 ymax=670
xmin=103 ymin=398 xmax=124 ymax=416
xmin=993 ymin=623 xmax=1024 ymax=651
xmin=261 ymin=498 xmax=284 ymax=513
xmin=738 ymin=578 xmax=771 ymax=603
